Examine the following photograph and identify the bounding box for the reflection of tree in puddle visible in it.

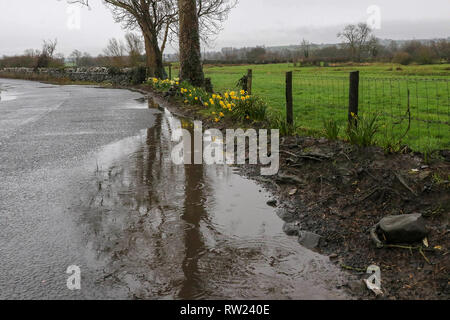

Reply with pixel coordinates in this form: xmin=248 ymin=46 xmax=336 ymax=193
xmin=77 ymin=106 xmax=350 ymax=300
xmin=179 ymin=159 xmax=207 ymax=299
xmin=77 ymin=110 xmax=215 ymax=299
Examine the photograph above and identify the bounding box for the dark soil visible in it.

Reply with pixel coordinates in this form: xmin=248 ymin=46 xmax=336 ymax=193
xmin=139 ymin=85 xmax=450 ymax=300
xmin=241 ymin=136 xmax=449 ymax=300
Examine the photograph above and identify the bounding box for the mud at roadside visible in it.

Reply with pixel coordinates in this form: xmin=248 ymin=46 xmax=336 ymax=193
xmin=240 ymin=137 xmax=449 ymax=300
xmin=138 ymin=87 xmax=449 ymax=300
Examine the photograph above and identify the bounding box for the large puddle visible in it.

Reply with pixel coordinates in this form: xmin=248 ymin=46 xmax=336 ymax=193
xmin=75 ymin=98 xmax=350 ymax=300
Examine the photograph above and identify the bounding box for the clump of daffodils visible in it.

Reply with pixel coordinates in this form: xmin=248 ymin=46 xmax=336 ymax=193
xmin=149 ymin=77 xmax=265 ymax=123
xmin=179 ymin=87 xmax=254 ymax=123
xmin=147 ymin=77 xmax=179 ymax=90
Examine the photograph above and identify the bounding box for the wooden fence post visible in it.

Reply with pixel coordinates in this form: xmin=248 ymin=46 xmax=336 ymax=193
xmin=247 ymin=69 xmax=253 ymax=95
xmin=348 ymin=71 xmax=359 ymax=127
xmin=286 ymin=71 xmax=293 ymax=126
xmin=168 ymin=64 xmax=172 ymax=80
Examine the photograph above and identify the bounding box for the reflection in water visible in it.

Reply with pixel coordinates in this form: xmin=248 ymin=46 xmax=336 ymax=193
xmin=76 ymin=103 xmax=350 ymax=300
xmin=179 ymin=159 xmax=207 ymax=299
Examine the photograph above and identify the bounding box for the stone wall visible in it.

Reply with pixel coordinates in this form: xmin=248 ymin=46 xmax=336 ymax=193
xmin=0 ymin=67 xmax=147 ymax=85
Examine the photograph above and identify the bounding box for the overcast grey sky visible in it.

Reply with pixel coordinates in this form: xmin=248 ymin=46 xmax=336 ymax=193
xmin=0 ymin=0 xmax=449 ymax=56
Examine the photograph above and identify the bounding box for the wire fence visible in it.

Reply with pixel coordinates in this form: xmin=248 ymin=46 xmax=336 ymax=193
xmin=167 ymin=64 xmax=450 ymax=152
xmin=284 ymin=75 xmax=449 ymax=151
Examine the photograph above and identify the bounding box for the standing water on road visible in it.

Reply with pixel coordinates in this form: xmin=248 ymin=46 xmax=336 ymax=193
xmin=0 ymin=79 xmax=350 ymax=299
xmin=75 ymin=100 xmax=351 ymax=300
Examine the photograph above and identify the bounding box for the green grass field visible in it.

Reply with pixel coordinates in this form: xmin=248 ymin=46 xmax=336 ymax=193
xmin=168 ymin=63 xmax=450 ymax=152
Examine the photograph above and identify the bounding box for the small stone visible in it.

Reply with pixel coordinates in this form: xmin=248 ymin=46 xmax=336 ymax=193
xmin=283 ymin=222 xmax=300 ymax=236
xmin=329 ymin=253 xmax=338 ymax=260
xmin=298 ymin=231 xmax=322 ymax=249
xmin=277 ymin=210 xmax=298 ymax=223
xmin=379 ymin=213 xmax=428 ymax=243
xmin=267 ymin=200 xmax=277 ymax=207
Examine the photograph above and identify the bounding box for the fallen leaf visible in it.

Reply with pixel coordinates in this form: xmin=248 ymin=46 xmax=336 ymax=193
xmin=423 ymin=238 xmax=429 ymax=248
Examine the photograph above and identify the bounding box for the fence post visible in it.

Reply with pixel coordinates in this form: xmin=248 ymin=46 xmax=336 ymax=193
xmin=168 ymin=64 xmax=172 ymax=80
xmin=247 ymin=69 xmax=253 ymax=95
xmin=348 ymin=71 xmax=359 ymax=127
xmin=286 ymin=71 xmax=293 ymax=126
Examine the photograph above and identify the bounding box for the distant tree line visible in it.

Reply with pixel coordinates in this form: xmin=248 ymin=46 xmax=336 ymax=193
xmin=196 ymin=24 xmax=450 ymax=66
xmin=0 ymin=33 xmax=148 ymax=69
xmin=198 ymin=39 xmax=450 ymax=66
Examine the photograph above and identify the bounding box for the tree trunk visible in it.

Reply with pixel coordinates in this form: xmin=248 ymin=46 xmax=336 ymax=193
xmin=150 ymin=32 xmax=166 ymax=79
xmin=178 ymin=0 xmax=204 ymax=87
xmin=142 ymin=27 xmax=166 ymax=79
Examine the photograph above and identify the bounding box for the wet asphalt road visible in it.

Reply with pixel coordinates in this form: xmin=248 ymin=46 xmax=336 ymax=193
xmin=0 ymin=78 xmax=351 ymax=300
xmin=0 ymin=79 xmax=160 ymax=299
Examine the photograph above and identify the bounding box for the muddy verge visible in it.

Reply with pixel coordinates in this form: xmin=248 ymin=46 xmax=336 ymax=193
xmin=134 ymin=85 xmax=449 ymax=300
xmin=241 ymin=137 xmax=449 ymax=300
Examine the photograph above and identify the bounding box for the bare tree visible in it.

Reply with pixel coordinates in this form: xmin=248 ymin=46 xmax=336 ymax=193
xmin=42 ymin=39 xmax=58 ymax=58
xmin=36 ymin=39 xmax=58 ymax=68
xmin=300 ymin=39 xmax=311 ymax=59
xmin=367 ymin=36 xmax=381 ymax=59
xmin=104 ymin=38 xmax=125 ymax=57
xmin=338 ymin=23 xmax=373 ymax=62
xmin=124 ymin=33 xmax=144 ymax=66
xmin=103 ymin=38 xmax=126 ymax=67
xmin=69 ymin=50 xmax=83 ymax=66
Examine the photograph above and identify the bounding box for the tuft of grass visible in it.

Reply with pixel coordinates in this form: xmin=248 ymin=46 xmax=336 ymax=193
xmin=230 ymin=96 xmax=267 ymax=122
xmin=346 ymin=114 xmax=380 ymax=147
xmin=267 ymin=112 xmax=297 ymax=136
xmin=323 ymin=118 xmax=342 ymax=140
